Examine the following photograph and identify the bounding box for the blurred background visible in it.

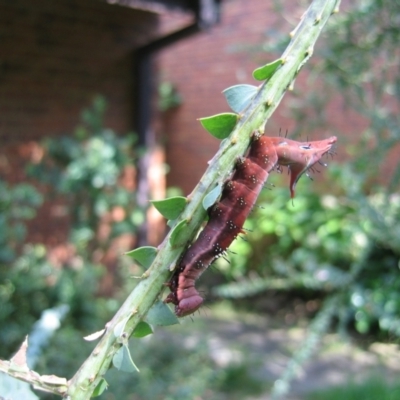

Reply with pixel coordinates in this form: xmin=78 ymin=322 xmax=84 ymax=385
xmin=0 ymin=0 xmax=399 ymax=399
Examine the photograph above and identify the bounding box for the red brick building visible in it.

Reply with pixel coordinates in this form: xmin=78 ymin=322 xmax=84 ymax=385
xmin=0 ymin=1 xmax=143 ymax=179
xmin=0 ymin=0 xmax=218 ymax=177
xmin=0 ymin=0 xmax=220 ymax=246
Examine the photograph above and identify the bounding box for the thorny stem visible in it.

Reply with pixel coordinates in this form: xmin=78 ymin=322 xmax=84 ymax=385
xmin=0 ymin=0 xmax=341 ymax=398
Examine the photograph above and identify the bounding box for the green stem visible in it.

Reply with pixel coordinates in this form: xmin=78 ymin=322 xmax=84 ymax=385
xmin=65 ymin=0 xmax=340 ymax=398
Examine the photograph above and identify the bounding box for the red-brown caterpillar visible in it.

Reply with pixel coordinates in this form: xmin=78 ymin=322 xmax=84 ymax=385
xmin=165 ymin=133 xmax=337 ymax=317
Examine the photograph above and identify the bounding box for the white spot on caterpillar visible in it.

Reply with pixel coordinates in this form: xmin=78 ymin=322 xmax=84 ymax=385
xmin=227 ymin=220 xmax=237 ymax=230
xmin=213 ymin=243 xmax=224 ymax=255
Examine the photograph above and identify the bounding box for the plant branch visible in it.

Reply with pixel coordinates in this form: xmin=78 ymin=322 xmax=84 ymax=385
xmin=0 ymin=360 xmax=68 ymax=397
xmin=0 ymin=337 xmax=68 ymax=397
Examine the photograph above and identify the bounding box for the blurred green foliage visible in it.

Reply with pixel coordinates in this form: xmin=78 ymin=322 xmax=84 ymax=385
xmin=0 ymin=98 xmax=142 ymax=362
xmin=217 ymin=166 xmax=400 ymax=339
xmin=0 ymin=187 xmax=110 ymax=359
xmin=28 ymin=96 xmax=142 ymax=250
xmin=158 ymin=82 xmax=183 ymax=112
xmin=0 ymin=181 xmax=44 ymax=356
xmin=307 ymin=375 xmax=400 ymax=400
xmin=0 ymin=181 xmax=43 ymax=263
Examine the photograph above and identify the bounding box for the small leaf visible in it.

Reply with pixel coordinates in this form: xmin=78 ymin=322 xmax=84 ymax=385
xmin=198 ymin=113 xmax=238 ymax=139
xmin=169 ymin=219 xmax=188 ymax=247
xmin=125 ymin=246 xmax=157 ymax=268
xmin=146 ymin=301 xmax=179 ymax=326
xmin=223 ymin=84 xmax=258 ymax=113
xmin=253 ymin=58 xmax=283 ymax=81
xmin=83 ymin=329 xmax=105 ymax=341
xmin=150 ymin=196 xmax=187 ymax=220
xmin=92 ymin=378 xmax=108 ymax=397
xmin=132 ymin=321 xmax=153 ymax=338
xmin=113 ymin=345 xmax=139 ymax=373
xmin=113 ymin=317 xmax=130 ymax=338
xmin=203 ymin=184 xmax=222 ymax=210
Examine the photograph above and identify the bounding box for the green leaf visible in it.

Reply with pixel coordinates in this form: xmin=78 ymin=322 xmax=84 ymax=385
xmin=203 ymin=184 xmax=222 ymax=210
xmin=198 ymin=113 xmax=238 ymax=139
xmin=113 ymin=316 xmax=130 ymax=338
xmin=253 ymin=58 xmax=283 ymax=81
xmin=223 ymin=84 xmax=258 ymax=113
xmin=150 ymin=196 xmax=187 ymax=220
xmin=113 ymin=345 xmax=139 ymax=373
xmin=169 ymin=219 xmax=188 ymax=247
xmin=146 ymin=300 xmax=179 ymax=326
xmin=92 ymin=378 xmax=108 ymax=397
xmin=132 ymin=321 xmax=153 ymax=338
xmin=125 ymin=246 xmax=157 ymax=268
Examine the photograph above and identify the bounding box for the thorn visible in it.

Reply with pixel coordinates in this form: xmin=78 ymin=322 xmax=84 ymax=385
xmin=261 ymin=183 xmax=275 ymax=191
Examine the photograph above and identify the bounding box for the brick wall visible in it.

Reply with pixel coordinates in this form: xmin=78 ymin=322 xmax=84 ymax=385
xmin=0 ymin=0 xmax=159 ymax=146
xmin=0 ymin=0 xmax=160 ymax=245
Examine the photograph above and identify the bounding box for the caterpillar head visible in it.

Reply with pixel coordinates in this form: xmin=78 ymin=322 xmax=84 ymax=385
xmin=272 ymin=136 xmax=337 ymax=198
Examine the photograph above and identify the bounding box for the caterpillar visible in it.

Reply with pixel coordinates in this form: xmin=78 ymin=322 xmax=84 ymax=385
xmin=165 ymin=132 xmax=337 ymax=317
